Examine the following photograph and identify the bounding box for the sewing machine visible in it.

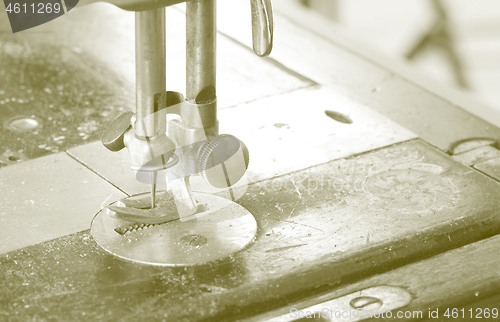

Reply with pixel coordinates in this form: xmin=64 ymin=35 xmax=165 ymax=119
xmin=1 ymin=0 xmax=500 ymax=320
xmin=92 ymin=0 xmax=273 ymax=266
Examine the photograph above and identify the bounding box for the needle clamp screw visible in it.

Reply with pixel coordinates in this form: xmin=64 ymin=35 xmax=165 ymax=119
xmin=102 ymin=111 xmax=134 ymax=152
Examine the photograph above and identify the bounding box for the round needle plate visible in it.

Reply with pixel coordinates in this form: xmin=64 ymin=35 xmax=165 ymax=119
xmin=91 ymin=193 xmax=257 ymax=266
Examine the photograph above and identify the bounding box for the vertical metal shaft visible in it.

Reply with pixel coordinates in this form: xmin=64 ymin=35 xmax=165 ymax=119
xmin=185 ymin=0 xmax=216 ymax=127
xmin=135 ymin=9 xmax=166 ymax=138
xmin=150 ymin=171 xmax=157 ymax=208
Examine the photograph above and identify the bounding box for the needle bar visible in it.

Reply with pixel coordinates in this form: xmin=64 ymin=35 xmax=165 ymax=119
xmin=151 ymin=171 xmax=157 ymax=208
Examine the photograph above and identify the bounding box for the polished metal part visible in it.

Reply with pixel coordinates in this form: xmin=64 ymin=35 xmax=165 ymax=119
xmin=135 ymin=8 xmax=166 ymax=139
xmin=197 ymin=134 xmax=250 ymax=188
xmin=186 ymin=0 xmax=216 ymax=104
xmin=116 ymin=8 xmax=174 ymax=194
xmin=114 ymin=222 xmax=158 ymax=235
xmin=168 ymin=177 xmax=199 ymax=219
xmin=4 ymin=116 xmax=41 ymax=133
xmin=70 ymin=86 xmax=417 ymax=195
xmin=123 ymin=129 xmax=176 ymax=170
xmin=106 ymin=191 xmax=180 ymax=224
xmin=133 ymin=153 xmax=179 ymax=189
xmin=131 ymin=153 xmax=179 ymax=173
xmin=93 ymin=0 xmax=277 ymax=267
xmin=250 ymin=0 xmax=273 ymax=57
xmin=150 ymin=171 xmax=157 ymax=208
xmin=91 ymin=192 xmax=257 ymax=266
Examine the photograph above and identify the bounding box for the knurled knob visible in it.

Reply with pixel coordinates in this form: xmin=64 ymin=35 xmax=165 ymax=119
xmin=197 ymin=134 xmax=250 ymax=189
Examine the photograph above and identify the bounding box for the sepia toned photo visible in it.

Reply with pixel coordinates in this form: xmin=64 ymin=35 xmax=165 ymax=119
xmin=1 ymin=0 xmax=500 ymax=321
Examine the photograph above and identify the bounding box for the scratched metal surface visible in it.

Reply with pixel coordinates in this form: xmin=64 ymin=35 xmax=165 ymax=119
xmin=2 ymin=139 xmax=500 ymax=321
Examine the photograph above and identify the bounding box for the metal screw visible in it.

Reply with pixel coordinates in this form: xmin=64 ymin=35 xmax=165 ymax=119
xmin=325 ymin=110 xmax=353 ymax=124
xmin=350 ymin=296 xmax=383 ymax=310
xmin=5 ymin=116 xmax=40 ymax=132
xmin=181 ymin=235 xmax=207 ymax=247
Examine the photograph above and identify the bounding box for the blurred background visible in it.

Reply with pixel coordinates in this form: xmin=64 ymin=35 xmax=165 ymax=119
xmin=277 ymin=0 xmax=500 ymax=123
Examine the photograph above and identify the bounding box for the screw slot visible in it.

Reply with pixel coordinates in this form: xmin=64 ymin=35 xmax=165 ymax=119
xmin=8 ymin=155 xmax=20 ymax=162
xmin=5 ymin=116 xmax=41 ymax=132
xmin=325 ymin=110 xmax=353 ymax=124
xmin=350 ymin=296 xmax=383 ymax=310
xmin=181 ymin=234 xmax=208 ymax=247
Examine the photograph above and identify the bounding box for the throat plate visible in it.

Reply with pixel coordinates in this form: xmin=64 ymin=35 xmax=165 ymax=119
xmin=91 ymin=192 xmax=257 ymax=266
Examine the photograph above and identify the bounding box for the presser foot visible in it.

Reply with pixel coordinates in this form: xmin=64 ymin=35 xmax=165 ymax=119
xmin=106 ymin=190 xmax=181 ymax=224
xmin=90 ymin=192 xmax=257 ymax=266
